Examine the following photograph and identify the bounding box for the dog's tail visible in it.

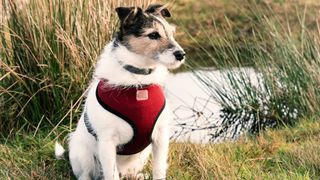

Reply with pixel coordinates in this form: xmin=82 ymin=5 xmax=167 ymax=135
xmin=55 ymin=141 xmax=69 ymax=160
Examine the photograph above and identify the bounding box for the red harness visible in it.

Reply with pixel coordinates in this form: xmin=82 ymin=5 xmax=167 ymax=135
xmin=95 ymin=81 xmax=165 ymax=155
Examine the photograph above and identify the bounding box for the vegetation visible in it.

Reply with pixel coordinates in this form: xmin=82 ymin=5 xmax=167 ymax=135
xmin=1 ymin=0 xmax=320 ymax=135
xmin=173 ymin=0 xmax=320 ymax=67
xmin=1 ymin=118 xmax=319 ymax=179
xmin=166 ymin=118 xmax=320 ymax=179
xmin=0 ymin=0 xmax=157 ymax=135
xmin=1 ymin=0 xmax=320 ymax=179
xmin=191 ymin=0 xmax=320 ymax=138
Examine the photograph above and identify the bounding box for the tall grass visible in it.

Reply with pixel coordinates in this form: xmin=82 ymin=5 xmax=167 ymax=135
xmin=1 ymin=0 xmax=319 ymax=139
xmin=173 ymin=0 xmax=320 ymax=67
xmin=191 ymin=4 xmax=320 ymax=138
xmin=0 ymin=0 xmax=157 ymax=136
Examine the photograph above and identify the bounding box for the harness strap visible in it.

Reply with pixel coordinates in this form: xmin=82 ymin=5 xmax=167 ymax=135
xmin=84 ymin=111 xmax=98 ymax=141
xmin=84 ymin=81 xmax=165 ymax=155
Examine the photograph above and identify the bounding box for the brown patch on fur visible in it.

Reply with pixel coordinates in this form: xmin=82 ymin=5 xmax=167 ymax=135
xmin=125 ymin=19 xmax=175 ymax=57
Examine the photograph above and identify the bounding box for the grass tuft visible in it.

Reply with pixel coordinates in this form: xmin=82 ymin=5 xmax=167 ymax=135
xmin=0 ymin=0 xmax=158 ymax=135
xmin=191 ymin=1 xmax=320 ymax=138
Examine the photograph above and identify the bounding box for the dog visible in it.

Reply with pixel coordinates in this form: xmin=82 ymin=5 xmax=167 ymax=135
xmin=55 ymin=4 xmax=185 ymax=180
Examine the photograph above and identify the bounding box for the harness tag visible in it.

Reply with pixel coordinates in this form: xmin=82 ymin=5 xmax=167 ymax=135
xmin=136 ymin=90 xmax=148 ymax=101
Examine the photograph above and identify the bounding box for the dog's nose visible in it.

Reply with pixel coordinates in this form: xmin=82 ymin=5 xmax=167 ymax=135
xmin=173 ymin=51 xmax=185 ymax=61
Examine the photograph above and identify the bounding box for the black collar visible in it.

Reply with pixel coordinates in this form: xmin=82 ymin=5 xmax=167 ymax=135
xmin=122 ymin=64 xmax=154 ymax=75
xmin=114 ymin=40 xmax=154 ymax=75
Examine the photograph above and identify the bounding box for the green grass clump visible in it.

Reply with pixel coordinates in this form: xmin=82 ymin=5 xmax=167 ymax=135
xmin=191 ymin=2 xmax=320 ymax=136
xmin=0 ymin=131 xmax=72 ymax=179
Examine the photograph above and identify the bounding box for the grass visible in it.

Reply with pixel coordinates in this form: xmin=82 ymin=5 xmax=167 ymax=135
xmin=190 ymin=1 xmax=320 ymax=138
xmin=170 ymin=119 xmax=320 ymax=179
xmin=0 ymin=0 xmax=158 ymax=135
xmin=1 ymin=118 xmax=319 ymax=179
xmin=0 ymin=131 xmax=72 ymax=179
xmin=1 ymin=0 xmax=320 ymax=178
xmin=172 ymin=0 xmax=320 ymax=67
xmin=1 ymin=0 xmax=320 ymax=135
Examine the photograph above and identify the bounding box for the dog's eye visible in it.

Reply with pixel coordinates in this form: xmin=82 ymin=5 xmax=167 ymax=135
xmin=147 ymin=32 xmax=161 ymax=40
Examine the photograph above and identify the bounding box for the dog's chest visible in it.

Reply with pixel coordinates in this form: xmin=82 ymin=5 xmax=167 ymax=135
xmin=96 ymin=81 xmax=165 ymax=155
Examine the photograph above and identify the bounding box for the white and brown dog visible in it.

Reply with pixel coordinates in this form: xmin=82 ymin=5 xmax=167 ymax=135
xmin=55 ymin=4 xmax=185 ymax=180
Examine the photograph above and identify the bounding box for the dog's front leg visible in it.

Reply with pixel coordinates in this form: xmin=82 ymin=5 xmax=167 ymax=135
xmin=98 ymin=140 xmax=119 ymax=180
xmin=152 ymin=126 xmax=169 ymax=180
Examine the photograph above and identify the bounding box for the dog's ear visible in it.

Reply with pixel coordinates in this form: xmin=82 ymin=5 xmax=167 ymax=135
xmin=115 ymin=7 xmax=144 ymax=26
xmin=145 ymin=4 xmax=171 ymax=18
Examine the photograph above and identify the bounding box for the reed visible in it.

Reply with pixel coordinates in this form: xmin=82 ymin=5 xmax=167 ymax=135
xmin=0 ymin=0 xmax=157 ymax=135
xmin=191 ymin=3 xmax=320 ymax=138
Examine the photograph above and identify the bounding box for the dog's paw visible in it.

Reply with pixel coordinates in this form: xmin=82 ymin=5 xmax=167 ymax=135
xmin=120 ymin=173 xmax=149 ymax=180
xmin=136 ymin=172 xmax=149 ymax=180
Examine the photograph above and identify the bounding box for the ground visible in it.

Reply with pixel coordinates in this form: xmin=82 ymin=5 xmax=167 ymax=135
xmin=1 ymin=118 xmax=319 ymax=179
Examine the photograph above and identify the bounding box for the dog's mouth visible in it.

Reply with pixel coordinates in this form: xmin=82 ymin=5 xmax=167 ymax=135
xmin=161 ymin=60 xmax=185 ymax=70
xmin=152 ymin=51 xmax=185 ymax=69
xmin=166 ymin=60 xmax=184 ymax=70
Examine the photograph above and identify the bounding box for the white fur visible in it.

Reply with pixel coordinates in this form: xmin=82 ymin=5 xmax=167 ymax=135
xmin=55 ymin=36 xmax=183 ymax=179
xmin=151 ymin=15 xmax=185 ymax=69
xmin=55 ymin=141 xmax=65 ymax=159
xmin=95 ymin=42 xmax=172 ymax=86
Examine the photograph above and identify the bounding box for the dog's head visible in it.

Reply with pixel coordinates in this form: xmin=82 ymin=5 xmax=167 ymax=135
xmin=115 ymin=4 xmax=185 ymax=69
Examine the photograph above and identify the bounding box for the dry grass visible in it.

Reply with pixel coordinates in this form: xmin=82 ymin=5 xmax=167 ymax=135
xmin=173 ymin=0 xmax=320 ymax=49
xmin=171 ymin=0 xmax=320 ymax=68
xmin=1 ymin=0 xmax=320 ymax=134
xmin=0 ymin=0 xmax=160 ymax=134
xmin=164 ymin=118 xmax=320 ymax=179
